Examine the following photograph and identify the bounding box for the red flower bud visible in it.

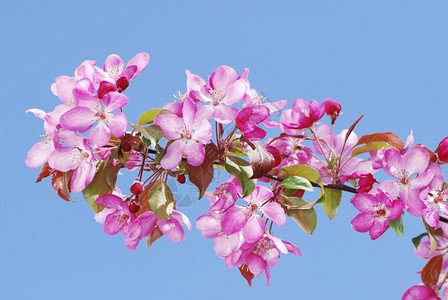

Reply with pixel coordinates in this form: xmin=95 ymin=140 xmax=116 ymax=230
xmin=130 ymin=181 xmax=143 ymax=195
xmin=176 ymin=174 xmax=186 ymax=184
xmin=116 ymin=77 xmax=129 ymax=93
xmin=121 ymin=142 xmax=132 ymax=152
xmin=98 ymin=81 xmax=117 ymax=99
xmin=437 ymin=137 xmax=448 ymax=163
xmin=129 ymin=202 xmax=140 ymax=214
xmin=321 ymin=99 xmax=341 ymax=122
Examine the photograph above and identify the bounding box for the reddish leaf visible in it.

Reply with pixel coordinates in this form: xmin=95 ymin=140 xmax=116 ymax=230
xmin=146 ymin=227 xmax=164 ymax=249
xmin=241 ymin=141 xmax=275 ymax=179
xmin=421 ymin=254 xmax=443 ymax=288
xmin=356 ymin=132 xmax=404 ymax=151
xmin=239 ymin=264 xmax=255 ymax=287
xmin=345 ymin=114 xmax=364 ymax=141
xmin=185 ymin=143 xmax=218 ymax=198
xmin=36 ymin=162 xmax=52 ymax=183
xmin=51 ymin=171 xmax=73 ymax=202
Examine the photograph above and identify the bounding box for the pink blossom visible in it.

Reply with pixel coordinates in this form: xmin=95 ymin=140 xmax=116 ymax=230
xmin=281 ymin=98 xmax=324 ymax=130
xmin=236 ymin=105 xmax=270 ymax=141
xmin=25 ymin=105 xmax=71 ymax=168
xmin=138 ymin=210 xmax=192 ymax=243
xmin=94 ymin=194 xmax=157 ymax=250
xmin=59 ymin=91 xmax=128 ymax=147
xmin=351 ymin=189 xmax=404 ymax=240
xmin=221 ymin=186 xmax=285 ymax=243
xmin=420 ymin=163 xmax=448 ymax=227
xmin=154 ymin=97 xmax=212 ymax=170
xmin=402 ymin=285 xmax=440 ymax=300
xmin=47 ymin=133 xmax=96 ymax=193
xmin=383 ymin=145 xmax=435 ymax=216
xmin=186 ymin=66 xmax=247 ymax=124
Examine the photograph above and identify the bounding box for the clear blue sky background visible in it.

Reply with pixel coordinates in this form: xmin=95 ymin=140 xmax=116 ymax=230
xmin=1 ymin=1 xmax=447 ymax=299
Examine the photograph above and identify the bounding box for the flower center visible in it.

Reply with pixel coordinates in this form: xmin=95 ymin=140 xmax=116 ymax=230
xmin=210 ymin=89 xmax=224 ymax=106
xmin=107 ymin=63 xmax=124 ymax=79
xmin=302 ymin=108 xmax=310 ymax=118
xmin=180 ymin=126 xmax=193 ymax=140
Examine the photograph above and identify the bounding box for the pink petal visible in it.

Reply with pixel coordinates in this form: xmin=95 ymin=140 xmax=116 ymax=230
xmin=159 ymin=218 xmax=185 ymax=242
xmin=184 ymin=141 xmax=205 ymax=167
xmin=350 ymin=193 xmax=377 ymax=213
xmin=171 ymin=211 xmax=192 ymax=232
xmin=243 ymin=215 xmax=265 ymax=243
xmin=60 ymin=107 xmax=97 ymax=133
xmin=123 ymin=218 xmax=142 ymax=250
xmin=196 ymin=213 xmax=221 ymax=238
xmin=210 ymin=65 xmax=237 ymax=91
xmin=261 ymin=203 xmax=286 ymax=226
xmin=214 ymin=232 xmax=241 ymax=257
xmin=181 ymin=97 xmax=197 ymax=127
xmin=108 ymin=112 xmax=127 ymax=138
xmin=192 ymin=119 xmax=212 ymax=144
xmin=153 ymin=114 xmax=184 ymax=140
xmin=125 ymin=52 xmax=150 ymax=80
xmin=71 ymin=161 xmax=94 ymax=193
xmin=96 ymin=194 xmax=126 ymax=210
xmin=221 ymin=206 xmax=248 ymax=234
xmin=351 ymin=213 xmax=374 ymax=233
xmin=104 ymin=211 xmax=126 ymax=235
xmin=388 ymin=199 xmax=404 ymax=221
xmin=103 ymin=92 xmax=129 ymax=112
xmin=160 ymin=140 xmax=185 ymax=170
xmin=213 ymin=105 xmax=238 ymax=124
xmin=383 ymin=149 xmax=403 ymax=177
xmin=221 ymin=79 xmax=246 ymax=106
xmin=48 ymin=148 xmax=79 ymax=172
xmin=26 ymin=108 xmax=46 ymax=119
xmin=246 ymin=253 xmax=266 ymax=276
xmin=53 ymin=76 xmax=77 ymax=105
xmin=403 ymin=146 xmax=429 ymax=175
xmin=400 ymin=188 xmax=424 ymax=216
xmin=369 ymin=219 xmax=388 ymax=240
xmin=25 ymin=142 xmax=54 ymax=168
xmin=89 ymin=122 xmax=111 ymax=148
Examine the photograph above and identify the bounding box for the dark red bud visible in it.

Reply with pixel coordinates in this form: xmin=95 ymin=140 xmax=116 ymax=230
xmin=129 ymin=202 xmax=140 ymax=214
xmin=116 ymin=77 xmax=129 ymax=93
xmin=130 ymin=181 xmax=143 ymax=195
xmin=98 ymin=81 xmax=117 ymax=99
xmin=265 ymin=146 xmax=281 ymax=168
xmin=121 ymin=142 xmax=132 ymax=152
xmin=437 ymin=137 xmax=448 ymax=164
xmin=176 ymin=174 xmax=186 ymax=184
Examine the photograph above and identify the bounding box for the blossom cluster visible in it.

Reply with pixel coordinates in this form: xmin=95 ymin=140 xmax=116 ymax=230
xmin=26 ymin=53 xmax=448 ymax=294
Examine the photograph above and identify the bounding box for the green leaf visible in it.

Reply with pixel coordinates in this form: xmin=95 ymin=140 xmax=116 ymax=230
xmin=82 ymin=159 xmax=122 ymax=213
xmin=145 ymin=125 xmax=165 ymax=148
xmin=137 ymin=108 xmax=172 ymax=125
xmin=351 ymin=141 xmax=393 ymax=157
xmin=225 ymin=156 xmax=253 ymax=180
xmin=146 ymin=180 xmax=174 ymax=220
xmin=282 ymin=197 xmax=317 ymax=234
xmin=322 ymin=188 xmax=342 ymax=220
xmin=389 ymin=216 xmax=404 ymax=237
xmin=279 ymin=164 xmax=322 ymax=187
xmin=280 ymin=176 xmax=314 ymax=192
xmin=225 ymin=156 xmax=256 ymax=197
xmin=412 ymin=233 xmax=427 ymax=249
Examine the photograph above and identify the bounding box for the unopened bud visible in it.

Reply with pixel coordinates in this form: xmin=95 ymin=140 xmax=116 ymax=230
xmin=437 ymin=137 xmax=448 ymax=164
xmin=98 ymin=81 xmax=117 ymax=99
xmin=130 ymin=181 xmax=143 ymax=195
xmin=116 ymin=77 xmax=129 ymax=93
xmin=321 ymin=99 xmax=341 ymax=123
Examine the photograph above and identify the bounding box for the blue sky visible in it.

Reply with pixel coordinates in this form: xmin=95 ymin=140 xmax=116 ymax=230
xmin=1 ymin=1 xmax=448 ymax=299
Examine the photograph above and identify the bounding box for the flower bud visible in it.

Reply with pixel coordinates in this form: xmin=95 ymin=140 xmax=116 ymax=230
xmin=176 ymin=173 xmax=186 ymax=184
xmin=437 ymin=136 xmax=448 ymax=163
xmin=321 ymin=99 xmax=341 ymax=123
xmin=116 ymin=77 xmax=129 ymax=93
xmin=129 ymin=202 xmax=140 ymax=214
xmin=130 ymin=181 xmax=143 ymax=195
xmin=98 ymin=81 xmax=117 ymax=99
